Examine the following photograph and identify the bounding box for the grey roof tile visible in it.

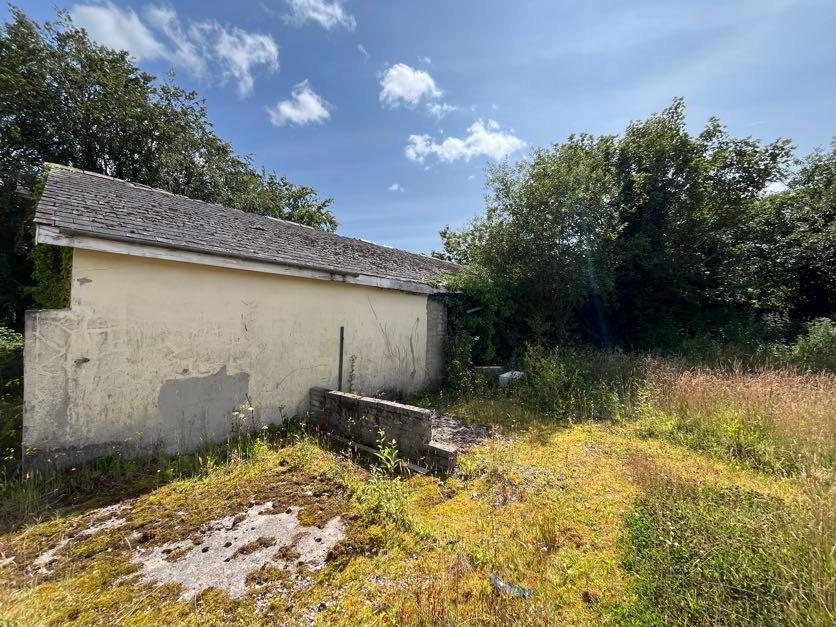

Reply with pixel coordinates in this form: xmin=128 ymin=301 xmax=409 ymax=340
xmin=34 ymin=165 xmax=460 ymax=287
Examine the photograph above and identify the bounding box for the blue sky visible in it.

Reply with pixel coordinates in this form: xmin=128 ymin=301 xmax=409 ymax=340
xmin=15 ymin=0 xmax=836 ymax=253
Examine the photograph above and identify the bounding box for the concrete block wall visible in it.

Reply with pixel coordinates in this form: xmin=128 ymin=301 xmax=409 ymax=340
xmin=425 ymin=296 xmax=447 ymax=390
xmin=309 ymin=387 xmax=456 ymax=471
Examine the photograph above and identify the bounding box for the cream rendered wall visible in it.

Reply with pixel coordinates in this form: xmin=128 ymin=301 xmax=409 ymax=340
xmin=24 ymin=248 xmax=433 ymax=464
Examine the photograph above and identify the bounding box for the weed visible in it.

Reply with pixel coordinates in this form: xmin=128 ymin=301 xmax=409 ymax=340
xmin=373 ymin=429 xmax=407 ymax=476
xmin=351 ymin=472 xmax=415 ymax=532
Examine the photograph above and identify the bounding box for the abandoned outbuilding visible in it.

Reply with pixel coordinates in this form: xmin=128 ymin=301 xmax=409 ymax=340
xmin=24 ymin=164 xmax=458 ymax=466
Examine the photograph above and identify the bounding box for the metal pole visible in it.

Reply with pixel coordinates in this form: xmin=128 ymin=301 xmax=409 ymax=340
xmin=338 ymin=326 xmax=344 ymax=391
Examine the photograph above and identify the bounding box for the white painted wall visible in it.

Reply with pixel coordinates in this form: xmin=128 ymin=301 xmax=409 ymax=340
xmin=24 ymin=249 xmax=436 ymax=463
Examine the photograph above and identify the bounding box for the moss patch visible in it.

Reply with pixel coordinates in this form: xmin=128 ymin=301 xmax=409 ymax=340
xmin=0 ymin=410 xmax=825 ymax=626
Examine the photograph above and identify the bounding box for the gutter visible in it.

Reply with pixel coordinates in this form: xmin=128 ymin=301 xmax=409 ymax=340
xmin=36 ymin=225 xmax=448 ymax=296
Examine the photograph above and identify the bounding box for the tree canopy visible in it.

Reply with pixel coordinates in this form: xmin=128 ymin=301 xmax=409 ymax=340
xmin=439 ymin=99 xmax=833 ymax=360
xmin=0 ymin=7 xmax=335 ymax=328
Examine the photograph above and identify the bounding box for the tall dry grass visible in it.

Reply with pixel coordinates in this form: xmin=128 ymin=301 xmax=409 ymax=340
xmin=639 ymin=363 xmax=836 ymax=474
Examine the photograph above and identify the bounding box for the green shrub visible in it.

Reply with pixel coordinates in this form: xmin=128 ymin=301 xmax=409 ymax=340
xmin=517 ymin=345 xmax=645 ymax=421
xmin=793 ymin=318 xmax=836 ymax=372
xmin=0 ymin=325 xmax=23 ymax=388
xmin=30 ymin=244 xmax=72 ymax=309
xmin=0 ymin=326 xmax=23 ymax=472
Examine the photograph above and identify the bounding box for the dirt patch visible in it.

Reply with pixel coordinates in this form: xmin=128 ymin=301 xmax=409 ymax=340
xmin=431 ymin=415 xmax=492 ymax=450
xmin=134 ymin=501 xmax=344 ymax=599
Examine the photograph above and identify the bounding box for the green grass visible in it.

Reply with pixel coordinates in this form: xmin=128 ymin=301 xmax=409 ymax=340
xmin=614 ymin=468 xmax=825 ymax=626
xmin=1 ymin=349 xmax=833 ymax=625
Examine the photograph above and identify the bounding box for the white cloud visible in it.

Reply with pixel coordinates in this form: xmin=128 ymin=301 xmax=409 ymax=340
xmin=418 ymin=55 xmax=431 ymax=64
xmin=405 ymin=119 xmax=526 ymax=164
xmin=71 ymin=1 xmax=167 ymax=61
xmin=379 ymin=63 xmax=442 ymax=109
xmin=426 ymin=102 xmax=458 ymax=119
xmin=267 ymin=80 xmax=331 ymax=127
xmin=357 ymin=43 xmax=369 ymax=62
xmin=69 ymin=2 xmax=278 ymax=97
xmin=388 ymin=183 xmax=404 ymax=192
xmin=284 ymin=0 xmax=356 ymax=30
xmin=212 ymin=26 xmax=279 ymax=96
xmin=145 ymin=5 xmax=207 ymax=75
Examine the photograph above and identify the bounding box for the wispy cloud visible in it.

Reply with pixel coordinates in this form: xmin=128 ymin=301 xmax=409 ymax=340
xmin=405 ymin=119 xmax=526 ymax=164
xmin=357 ymin=43 xmax=369 ymax=62
xmin=388 ymin=183 xmax=404 ymax=192
xmin=426 ymin=102 xmax=458 ymax=119
xmin=418 ymin=55 xmax=431 ymax=64
xmin=284 ymin=0 xmax=356 ymax=30
xmin=379 ymin=63 xmax=442 ymax=109
xmin=70 ymin=1 xmax=278 ymax=97
xmin=266 ymin=80 xmax=331 ymax=127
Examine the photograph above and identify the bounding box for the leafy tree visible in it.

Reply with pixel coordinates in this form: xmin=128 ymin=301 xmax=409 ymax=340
xmin=746 ymin=142 xmax=836 ymax=321
xmin=441 ymin=134 xmax=619 ymax=359
xmin=0 ymin=6 xmax=335 ymax=329
xmin=608 ymin=99 xmax=793 ymax=347
xmin=440 ymin=100 xmax=803 ymax=359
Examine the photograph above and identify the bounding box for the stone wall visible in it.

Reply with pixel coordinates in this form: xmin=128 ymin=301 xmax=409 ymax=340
xmin=309 ymin=387 xmax=456 ymax=471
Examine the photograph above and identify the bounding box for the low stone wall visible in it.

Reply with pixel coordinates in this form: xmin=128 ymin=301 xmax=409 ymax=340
xmin=309 ymin=387 xmax=456 ymax=471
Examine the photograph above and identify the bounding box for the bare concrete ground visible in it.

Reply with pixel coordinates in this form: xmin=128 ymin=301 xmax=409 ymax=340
xmin=134 ymin=502 xmax=344 ymax=600
xmin=431 ymin=414 xmax=493 ymax=450
xmin=26 ymin=498 xmax=345 ymax=603
xmin=30 ymin=502 xmax=130 ymax=575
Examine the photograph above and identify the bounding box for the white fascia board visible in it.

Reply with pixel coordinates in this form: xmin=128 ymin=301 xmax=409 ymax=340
xmin=36 ymin=225 xmax=445 ymax=295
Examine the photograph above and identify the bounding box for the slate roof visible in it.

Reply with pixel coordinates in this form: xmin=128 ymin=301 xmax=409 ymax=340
xmin=34 ymin=165 xmax=460 ymax=288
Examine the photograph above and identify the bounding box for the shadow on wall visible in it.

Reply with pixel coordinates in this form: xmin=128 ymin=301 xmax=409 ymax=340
xmin=158 ymin=366 xmax=250 ymax=453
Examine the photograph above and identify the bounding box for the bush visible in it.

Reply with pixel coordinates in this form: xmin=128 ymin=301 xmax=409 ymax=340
xmin=516 ymin=345 xmax=645 ymax=421
xmin=0 ymin=325 xmax=23 ymax=388
xmin=793 ymin=318 xmax=836 ymax=372
xmin=0 ymin=326 xmax=23 ymax=472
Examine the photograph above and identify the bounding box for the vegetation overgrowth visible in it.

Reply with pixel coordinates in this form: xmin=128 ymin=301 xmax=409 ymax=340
xmin=0 ymin=5 xmax=832 ymax=625
xmin=437 ymin=98 xmax=835 ymax=362
xmin=1 ymin=346 xmax=833 ymax=625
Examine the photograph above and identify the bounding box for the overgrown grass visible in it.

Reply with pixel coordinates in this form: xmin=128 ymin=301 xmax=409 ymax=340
xmin=423 ymin=343 xmax=835 ymax=624
xmin=613 ymin=459 xmax=833 ymax=626
xmin=438 ymin=344 xmax=836 ymax=477
xmin=1 ymin=339 xmax=834 ymax=625
xmin=632 ymin=365 xmax=836 ymax=475
xmin=0 ymin=418 xmax=308 ymax=533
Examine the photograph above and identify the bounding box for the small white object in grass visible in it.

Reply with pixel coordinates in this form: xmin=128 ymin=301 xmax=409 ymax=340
xmin=498 ymin=371 xmax=525 ymax=388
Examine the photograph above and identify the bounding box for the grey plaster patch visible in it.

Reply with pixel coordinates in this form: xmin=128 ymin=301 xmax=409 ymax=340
xmin=31 ymin=502 xmax=130 ymax=574
xmin=134 ymin=502 xmax=344 ymax=600
xmin=158 ymin=365 xmax=249 ymax=451
xmin=431 ymin=414 xmax=492 ymax=450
